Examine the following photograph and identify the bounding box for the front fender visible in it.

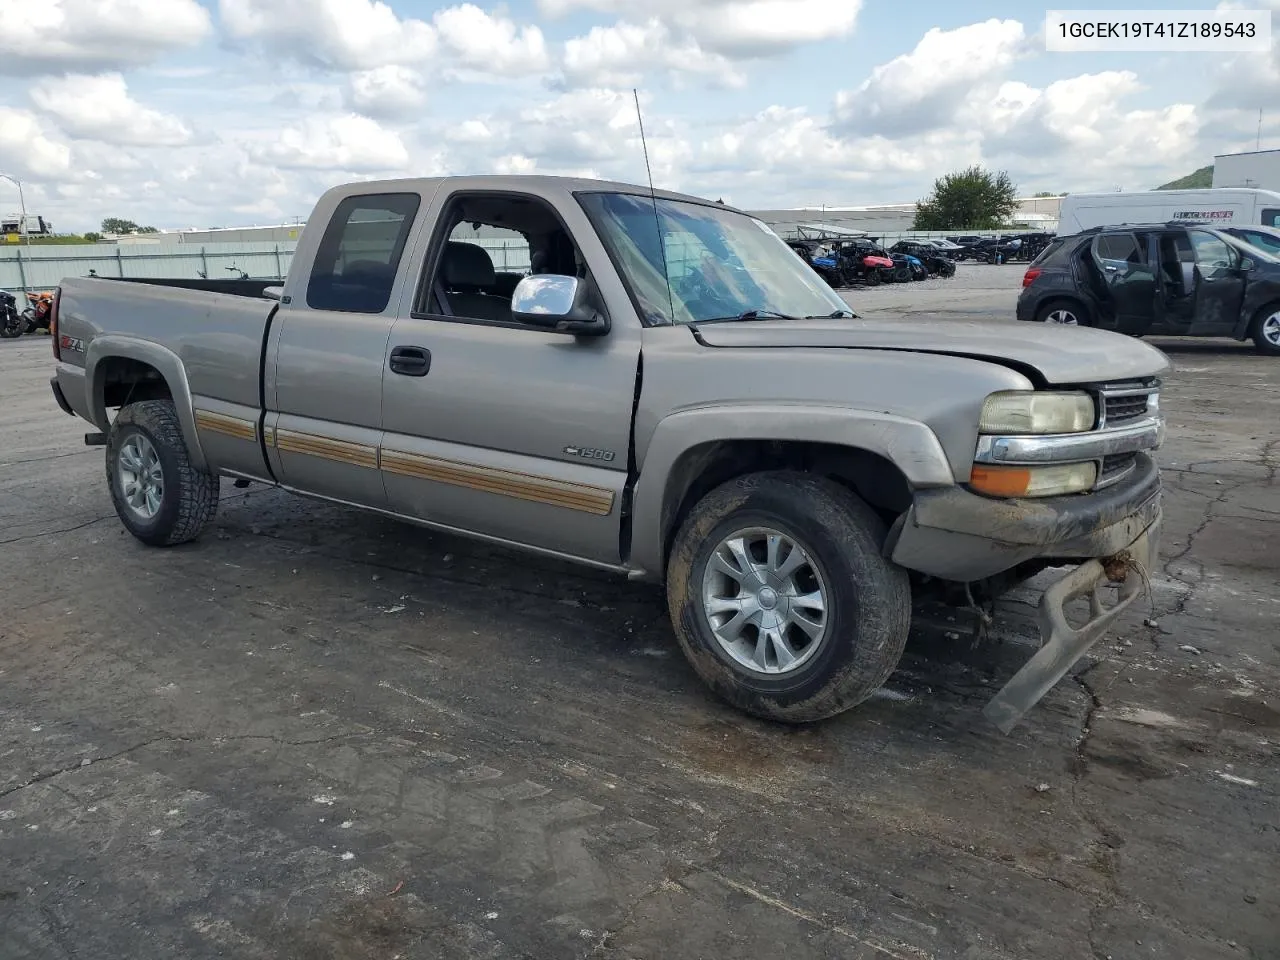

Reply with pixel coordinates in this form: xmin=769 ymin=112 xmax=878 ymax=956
xmin=86 ymin=336 xmax=208 ymax=472
xmin=627 ymin=403 xmax=956 ymax=580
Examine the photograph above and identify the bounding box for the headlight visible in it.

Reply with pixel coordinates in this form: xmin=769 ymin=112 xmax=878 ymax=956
xmin=970 ymin=462 xmax=1097 ymax=498
xmin=979 ymin=391 xmax=1095 ymax=434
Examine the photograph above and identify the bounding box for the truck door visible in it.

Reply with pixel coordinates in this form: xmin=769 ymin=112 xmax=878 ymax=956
xmin=263 ymin=190 xmax=423 ymax=508
xmin=378 ymin=186 xmax=640 ymax=566
xmin=1186 ymin=230 xmax=1247 ymax=336
xmin=1089 ymin=231 xmax=1159 ymax=335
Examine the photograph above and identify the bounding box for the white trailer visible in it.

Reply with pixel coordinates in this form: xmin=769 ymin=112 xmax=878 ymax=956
xmin=1057 ymin=188 xmax=1280 ymax=235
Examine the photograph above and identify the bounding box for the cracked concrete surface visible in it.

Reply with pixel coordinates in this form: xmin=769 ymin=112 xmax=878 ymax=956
xmin=2 ymin=272 xmax=1277 ymax=959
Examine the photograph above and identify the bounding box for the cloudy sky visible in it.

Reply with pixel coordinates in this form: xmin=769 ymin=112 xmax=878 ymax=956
xmin=0 ymin=0 xmax=1277 ymax=232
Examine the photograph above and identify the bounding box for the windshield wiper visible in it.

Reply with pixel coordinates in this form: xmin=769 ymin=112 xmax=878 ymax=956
xmin=696 ymin=309 xmax=801 ymax=324
xmin=805 ymin=309 xmax=857 ymax=319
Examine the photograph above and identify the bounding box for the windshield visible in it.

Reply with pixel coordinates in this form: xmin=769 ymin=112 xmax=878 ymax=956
xmin=577 ymin=192 xmax=852 ymax=325
xmin=1213 ymin=229 xmax=1280 ymax=264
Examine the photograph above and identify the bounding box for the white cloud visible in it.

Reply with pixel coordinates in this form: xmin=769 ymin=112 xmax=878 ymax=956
xmin=253 ymin=114 xmax=411 ymax=172
xmin=562 ymin=19 xmax=744 ymax=88
xmin=434 ymin=4 xmax=549 ymax=75
xmin=30 ymin=74 xmax=192 ymax=147
xmin=346 ymin=66 xmax=428 ymax=119
xmin=0 ymin=107 xmax=73 ymax=178
xmin=834 ymin=19 xmax=1028 ymax=137
xmin=0 ymin=0 xmax=211 ymax=74
xmin=977 ymin=72 xmax=1202 ymax=188
xmin=218 ymin=0 xmax=438 ymax=70
xmin=220 ymin=0 xmax=550 ymax=77
xmin=543 ymin=0 xmax=860 ymax=55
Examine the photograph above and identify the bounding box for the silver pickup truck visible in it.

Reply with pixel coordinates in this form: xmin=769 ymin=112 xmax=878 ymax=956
xmin=48 ymin=176 xmax=1168 ymax=731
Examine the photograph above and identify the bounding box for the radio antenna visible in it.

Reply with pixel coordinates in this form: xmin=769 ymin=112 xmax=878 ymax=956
xmin=634 ymin=88 xmax=675 ymax=324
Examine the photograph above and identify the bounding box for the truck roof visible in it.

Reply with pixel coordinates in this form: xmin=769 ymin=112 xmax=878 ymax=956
xmin=319 ymin=174 xmax=748 ymax=216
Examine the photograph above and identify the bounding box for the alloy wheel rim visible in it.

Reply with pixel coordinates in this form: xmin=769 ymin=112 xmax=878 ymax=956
xmin=118 ymin=434 xmax=164 ymax=520
xmin=1263 ymin=312 xmax=1280 ymax=346
xmin=700 ymin=526 xmax=831 ymax=675
xmin=1046 ymin=309 xmax=1078 ymax=325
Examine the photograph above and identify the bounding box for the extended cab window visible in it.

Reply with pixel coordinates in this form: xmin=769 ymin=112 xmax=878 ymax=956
xmin=415 ymin=192 xmax=587 ymax=326
xmin=307 ymin=192 xmax=420 ymax=313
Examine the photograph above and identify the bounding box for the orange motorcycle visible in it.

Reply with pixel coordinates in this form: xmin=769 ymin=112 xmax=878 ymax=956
xmin=20 ymin=290 xmax=54 ymax=335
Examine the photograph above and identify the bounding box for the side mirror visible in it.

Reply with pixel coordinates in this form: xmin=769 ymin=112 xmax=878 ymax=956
xmin=511 ymin=274 xmax=609 ymax=336
xmin=1240 ymin=258 xmax=1254 ymax=272
xmin=263 ymin=285 xmax=283 ymax=301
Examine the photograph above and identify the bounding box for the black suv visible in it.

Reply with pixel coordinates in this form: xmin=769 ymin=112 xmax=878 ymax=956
xmin=1016 ymin=222 xmax=1280 ymax=355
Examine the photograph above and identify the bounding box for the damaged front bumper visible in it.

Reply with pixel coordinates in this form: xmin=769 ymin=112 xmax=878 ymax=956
xmin=982 ymin=516 xmax=1160 ymax=734
xmin=887 ymin=453 xmax=1163 ymax=732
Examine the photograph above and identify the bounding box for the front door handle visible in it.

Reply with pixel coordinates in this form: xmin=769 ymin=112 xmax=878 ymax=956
xmin=389 ymin=346 xmax=431 ymax=377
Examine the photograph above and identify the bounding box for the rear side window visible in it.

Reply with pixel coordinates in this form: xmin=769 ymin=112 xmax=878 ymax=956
xmin=307 ymin=192 xmax=421 ymax=313
xmin=1094 ymin=233 xmax=1142 ymax=263
xmin=1263 ymin=209 xmax=1280 ymax=228
xmin=1030 ymin=237 xmax=1067 ymax=266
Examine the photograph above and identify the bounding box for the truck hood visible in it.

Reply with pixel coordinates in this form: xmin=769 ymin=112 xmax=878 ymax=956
xmin=690 ymin=317 xmax=1170 ymax=385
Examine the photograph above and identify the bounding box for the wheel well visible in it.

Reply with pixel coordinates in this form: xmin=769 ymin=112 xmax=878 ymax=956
xmin=98 ymin=357 xmax=172 ymax=411
xmin=660 ymin=440 xmax=913 ymax=566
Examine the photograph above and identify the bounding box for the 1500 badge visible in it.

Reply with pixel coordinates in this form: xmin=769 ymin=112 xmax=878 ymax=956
xmin=564 ymin=445 xmax=616 ymax=462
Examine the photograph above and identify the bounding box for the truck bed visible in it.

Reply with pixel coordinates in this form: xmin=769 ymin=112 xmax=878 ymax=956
xmin=55 ymin=275 xmax=279 ymax=413
xmin=97 ymin=276 xmax=283 ymax=300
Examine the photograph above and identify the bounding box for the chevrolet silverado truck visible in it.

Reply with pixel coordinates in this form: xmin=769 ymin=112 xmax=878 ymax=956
xmin=48 ymin=176 xmax=1169 ymax=732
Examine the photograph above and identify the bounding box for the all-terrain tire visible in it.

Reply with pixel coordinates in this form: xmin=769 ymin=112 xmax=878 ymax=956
xmin=106 ymin=399 xmax=219 ymax=546
xmin=665 ymin=471 xmax=911 ymax=723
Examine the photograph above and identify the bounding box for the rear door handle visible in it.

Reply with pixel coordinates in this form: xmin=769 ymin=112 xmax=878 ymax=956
xmin=389 ymin=345 xmax=431 ymax=377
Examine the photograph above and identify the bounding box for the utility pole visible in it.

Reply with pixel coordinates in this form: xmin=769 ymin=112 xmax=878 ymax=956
xmin=0 ymin=173 xmax=30 ymax=245
xmin=1258 ymin=108 xmax=1263 ymax=151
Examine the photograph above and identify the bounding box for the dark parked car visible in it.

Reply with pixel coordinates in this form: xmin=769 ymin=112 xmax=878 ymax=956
xmin=1016 ymin=222 xmax=1280 ymax=355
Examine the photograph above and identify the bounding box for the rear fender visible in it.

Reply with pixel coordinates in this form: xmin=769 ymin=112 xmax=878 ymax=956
xmin=627 ymin=404 xmax=955 ymax=580
xmin=86 ymin=336 xmax=208 ymax=472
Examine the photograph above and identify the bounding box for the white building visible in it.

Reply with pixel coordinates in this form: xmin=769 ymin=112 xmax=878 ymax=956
xmin=1213 ymin=149 xmax=1280 ymax=191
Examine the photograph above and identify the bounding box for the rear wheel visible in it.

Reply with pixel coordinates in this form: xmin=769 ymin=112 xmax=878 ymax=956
xmin=107 ymin=399 xmax=219 ymax=546
xmin=666 ymin=471 xmax=911 ymax=723
xmin=1035 ymin=298 xmax=1090 ymax=327
xmin=1250 ymin=303 xmax=1280 ymax=356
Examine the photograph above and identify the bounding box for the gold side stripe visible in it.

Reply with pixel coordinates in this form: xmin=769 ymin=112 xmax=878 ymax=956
xmin=263 ymin=424 xmax=276 ymax=446
xmin=275 ymin=428 xmax=378 ymax=469
xmin=381 ymin=450 xmax=615 ymax=516
xmin=195 ymin=410 xmax=257 ymax=442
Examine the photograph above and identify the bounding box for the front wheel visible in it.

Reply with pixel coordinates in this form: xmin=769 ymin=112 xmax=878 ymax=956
xmin=107 ymin=399 xmax=220 ymax=546
xmin=1250 ymin=304 xmax=1280 ymax=356
xmin=0 ymin=313 xmax=20 ymax=338
xmin=666 ymin=472 xmax=911 ymax=723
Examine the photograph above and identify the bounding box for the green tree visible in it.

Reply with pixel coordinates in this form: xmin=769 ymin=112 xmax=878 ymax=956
xmin=913 ymin=166 xmax=1020 ymax=230
xmin=83 ymin=232 xmax=102 ymax=242
xmin=101 ymin=217 xmax=140 ymax=234
xmin=1032 ymin=191 xmax=1058 ymax=198
xmin=138 ymin=225 xmax=159 ymax=233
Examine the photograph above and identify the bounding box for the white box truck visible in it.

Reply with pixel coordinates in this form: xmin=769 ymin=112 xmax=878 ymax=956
xmin=1057 ymin=188 xmax=1280 ymax=235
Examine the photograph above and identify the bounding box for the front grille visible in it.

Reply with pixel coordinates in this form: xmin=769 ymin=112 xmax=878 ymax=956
xmin=1100 ymin=453 xmax=1137 ymax=481
xmin=1102 ymin=394 xmax=1150 ymax=426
